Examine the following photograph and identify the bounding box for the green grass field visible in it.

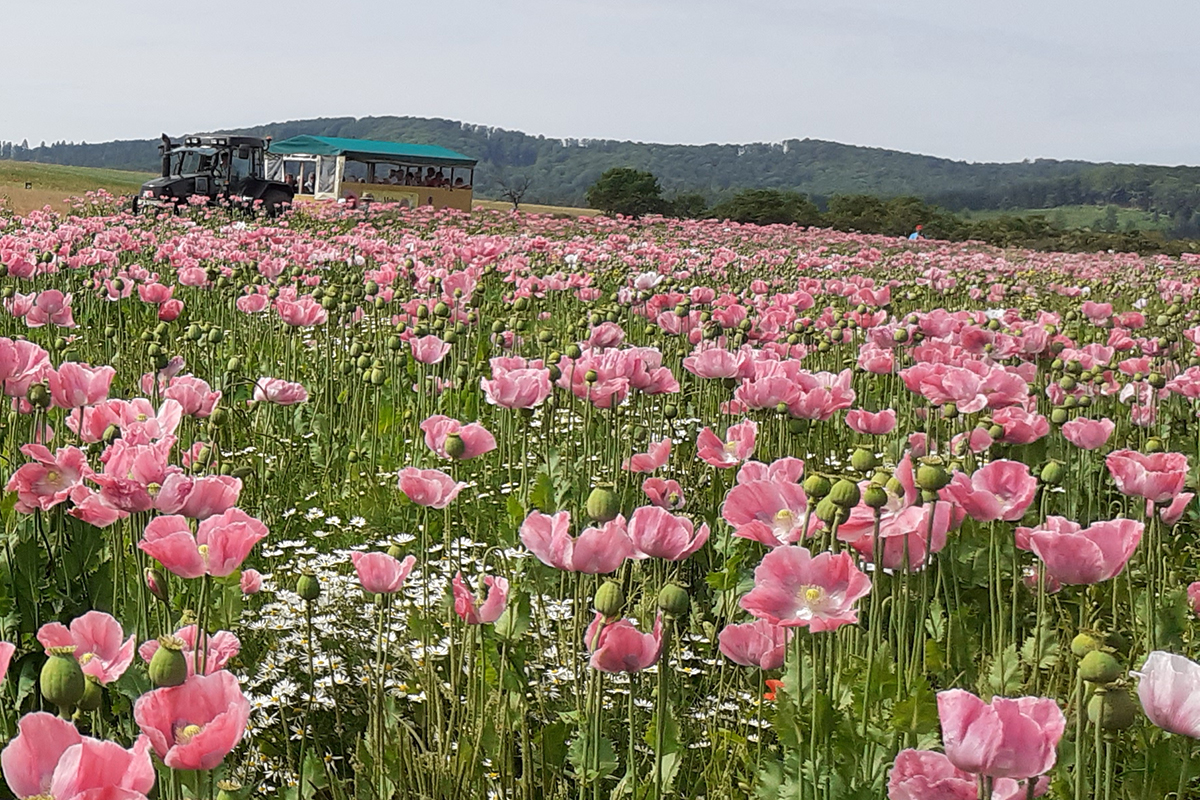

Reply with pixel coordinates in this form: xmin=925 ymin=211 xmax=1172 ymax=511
xmin=0 ymin=161 xmax=153 ymax=215
xmin=959 ymin=204 xmax=1173 ymax=233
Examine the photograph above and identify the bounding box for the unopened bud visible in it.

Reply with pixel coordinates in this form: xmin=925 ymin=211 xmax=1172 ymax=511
xmin=657 ymin=584 xmax=690 ymax=618
xmin=593 ymin=581 xmax=625 ymax=619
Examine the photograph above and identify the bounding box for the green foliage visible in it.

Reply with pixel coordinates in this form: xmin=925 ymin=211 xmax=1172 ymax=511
xmin=709 ymin=189 xmax=820 ymax=226
xmin=585 ymin=168 xmax=667 ymax=218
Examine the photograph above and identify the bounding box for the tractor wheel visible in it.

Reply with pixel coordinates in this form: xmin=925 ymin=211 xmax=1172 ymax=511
xmin=261 ymin=190 xmax=291 ymax=218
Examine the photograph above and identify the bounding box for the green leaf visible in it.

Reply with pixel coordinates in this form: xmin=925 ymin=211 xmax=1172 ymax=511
xmin=529 ymin=471 xmax=556 ymax=513
xmin=566 ymin=729 xmax=618 ymax=783
xmin=890 ymin=675 xmax=938 ymax=736
xmin=982 ymin=644 xmax=1022 ymax=698
xmin=1020 ymin=625 xmax=1060 ymax=670
xmin=506 ymin=493 xmax=525 ymax=528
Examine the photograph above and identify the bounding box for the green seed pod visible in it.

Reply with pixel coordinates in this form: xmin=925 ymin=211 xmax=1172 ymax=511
xmin=444 ymin=432 xmax=467 ymax=459
xmin=915 ymin=461 xmax=950 ymax=491
xmin=1079 ymin=651 xmax=1123 ymax=684
xmin=1088 ymin=687 xmax=1137 ymax=730
xmin=547 ymin=364 xmax=562 ymax=382
xmin=663 ymin=404 xmax=678 ymax=420
xmin=102 ymin=424 xmax=122 ymax=445
xmin=586 ymin=486 xmax=620 ymax=523
xmin=434 ymin=302 xmax=451 ymax=318
xmin=787 ymin=418 xmax=806 ymax=435
xmin=584 ymin=369 xmax=599 ymax=384
xmin=416 ymin=304 xmax=430 ymax=320
xmin=1145 ymin=437 xmax=1164 ymax=454
xmin=26 ymin=383 xmax=51 ymax=410
xmin=657 ymin=584 xmax=690 ymax=618
xmin=566 ymin=344 xmax=582 ymax=360
xmin=226 ymin=356 xmax=242 ymax=372
xmin=514 ymin=296 xmax=530 ymax=312
xmin=76 ymin=675 xmax=103 ymax=712
xmin=863 ymin=484 xmax=889 ymax=509
xmin=149 ymin=636 xmax=189 ymax=688
xmin=365 ymin=280 xmax=379 ymax=296
xmin=207 ymin=328 xmax=224 ymax=344
xmin=387 ymin=544 xmax=405 ymax=559
xmin=1148 ymin=372 xmax=1166 ymax=390
xmin=593 ymin=581 xmax=625 ymax=619
xmin=369 ymin=368 xmax=386 ymax=386
xmin=41 ymin=647 xmax=85 ymax=710
xmin=885 ymin=476 xmax=905 ymax=497
xmin=1071 ymin=632 xmax=1105 ymax=658
xmin=814 ymin=497 xmax=849 ymax=525
xmin=1050 ymin=408 xmax=1069 ymax=425
xmin=1040 ymin=462 xmax=1066 ymax=485
xmin=210 ymin=408 xmax=229 ymax=427
xmin=988 ymin=424 xmax=1005 ymax=440
xmin=804 ymin=474 xmax=832 ymax=500
xmin=828 ymin=479 xmax=861 ymax=509
xmin=216 ymin=781 xmax=246 ymax=800
xmin=850 ymin=448 xmax=877 ymax=473
xmin=296 ymin=570 xmax=321 ymax=602
xmin=941 ymin=402 xmax=959 ymax=420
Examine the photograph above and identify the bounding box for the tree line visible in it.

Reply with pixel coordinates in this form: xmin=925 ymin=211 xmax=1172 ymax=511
xmin=586 ymin=168 xmax=1200 ymax=257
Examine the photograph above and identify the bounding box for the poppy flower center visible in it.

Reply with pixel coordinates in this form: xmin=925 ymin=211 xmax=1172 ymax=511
xmin=46 ymin=469 xmax=60 ymax=483
xmin=136 ymin=413 xmax=149 ymax=422
xmin=174 ymin=722 xmax=204 ymax=744
xmin=723 ymin=440 xmax=739 ymax=454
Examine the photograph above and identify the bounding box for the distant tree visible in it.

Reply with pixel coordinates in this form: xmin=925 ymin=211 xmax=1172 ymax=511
xmin=497 ymin=171 xmax=532 ymax=210
xmin=709 ymin=188 xmax=820 ymax=226
xmin=586 ymin=168 xmax=667 ymax=217
xmin=666 ymin=192 xmax=709 ymax=219
xmin=825 ymin=195 xmax=889 ymax=234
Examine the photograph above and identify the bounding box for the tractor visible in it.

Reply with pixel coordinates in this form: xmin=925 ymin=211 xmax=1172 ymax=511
xmin=134 ymin=134 xmax=294 ymax=214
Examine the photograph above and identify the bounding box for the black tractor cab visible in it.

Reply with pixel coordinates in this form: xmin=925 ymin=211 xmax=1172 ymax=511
xmin=136 ymin=134 xmax=294 ymax=214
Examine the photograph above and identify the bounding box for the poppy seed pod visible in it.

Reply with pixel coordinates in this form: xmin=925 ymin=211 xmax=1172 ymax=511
xmin=658 ymin=584 xmax=690 ymax=618
xmin=828 ymin=479 xmax=861 ymax=509
xmin=594 ymin=581 xmax=625 ymax=619
xmin=26 ymin=383 xmax=51 ymax=410
xmin=915 ymin=461 xmax=950 ymax=491
xmin=803 ymin=474 xmax=832 ymax=500
xmin=149 ymin=636 xmax=188 ymax=688
xmin=297 ymin=571 xmax=321 ymax=602
xmin=444 ymin=432 xmax=467 ymax=460
xmin=1088 ymin=687 xmax=1137 ymax=730
xmin=1079 ymin=651 xmax=1123 ymax=684
xmin=863 ymin=484 xmax=889 ymax=509
xmin=76 ymin=675 xmax=103 ymax=712
xmin=1071 ymin=632 xmax=1105 ymax=657
xmin=42 ymin=646 xmax=85 ymax=709
xmin=586 ymin=486 xmax=620 ymax=523
xmin=850 ymin=448 xmax=877 ymax=473
xmin=1040 ymin=461 xmax=1065 ymax=485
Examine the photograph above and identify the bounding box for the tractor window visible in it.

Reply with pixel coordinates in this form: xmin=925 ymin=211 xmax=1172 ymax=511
xmin=230 ymin=149 xmax=255 ymax=182
xmin=173 ymin=150 xmax=213 ymax=175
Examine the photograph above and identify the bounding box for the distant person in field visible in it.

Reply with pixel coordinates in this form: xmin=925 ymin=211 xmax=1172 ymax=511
xmin=908 ymin=224 xmax=923 ymax=240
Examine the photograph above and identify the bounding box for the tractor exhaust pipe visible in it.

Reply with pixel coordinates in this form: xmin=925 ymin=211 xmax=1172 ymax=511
xmin=159 ymin=133 xmax=172 ymax=177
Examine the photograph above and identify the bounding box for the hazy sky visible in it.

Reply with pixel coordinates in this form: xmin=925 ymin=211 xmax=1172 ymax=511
xmin=4 ymin=0 xmax=1198 ymax=165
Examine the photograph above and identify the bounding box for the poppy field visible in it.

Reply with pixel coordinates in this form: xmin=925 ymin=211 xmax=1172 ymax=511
xmin=0 ymin=191 xmax=1198 ymax=800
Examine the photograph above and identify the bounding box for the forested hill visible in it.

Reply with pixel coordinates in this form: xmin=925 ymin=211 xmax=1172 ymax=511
xmin=6 ymin=115 xmax=1200 ymax=233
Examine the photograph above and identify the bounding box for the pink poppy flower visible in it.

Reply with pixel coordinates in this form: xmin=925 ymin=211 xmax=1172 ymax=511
xmin=622 ymin=438 xmax=671 ymax=473
xmin=481 ymin=367 xmax=552 ymax=409
xmin=585 ymin=613 xmax=662 ymax=673
xmin=682 ymin=347 xmax=755 ymax=380
xmin=950 ymin=427 xmax=994 ymax=456
xmin=410 ymin=335 xmax=452 ymax=365
xmin=990 ymin=407 xmax=1049 ymax=445
xmin=237 ymin=293 xmax=270 ymax=314
xmin=0 ymin=641 xmax=13 ymax=683
xmin=137 ymin=626 xmax=240 ymax=677
xmin=154 ymin=474 xmax=242 ymax=520
xmin=1060 ymin=417 xmax=1115 ymax=450
xmin=627 ymin=505 xmax=709 ymax=561
xmin=937 ymin=689 xmax=1065 ymax=779
xmin=133 ymin=670 xmax=250 ymax=770
xmin=137 ymin=282 xmax=173 ymax=305
xmin=1015 ymin=516 xmax=1142 ymax=586
xmin=452 ymin=572 xmax=509 ymax=624
xmin=1131 ymin=651 xmax=1200 ymax=739
xmin=419 ymin=415 xmax=497 ymax=460
xmin=739 ymin=546 xmax=871 ymax=631
xmin=138 ymin=508 xmax=268 ymax=578
xmin=350 ymin=551 xmax=416 ymax=594
xmin=941 ymin=460 xmax=1037 ymax=523
xmin=158 ymin=298 xmax=184 ymax=322
xmin=25 ymin=290 xmax=76 ymax=328
xmin=845 ymin=408 xmax=897 ymax=436
xmin=398 ymin=467 xmax=466 ymax=508
xmin=162 ymin=376 xmax=221 ymax=419
xmin=240 ymin=569 xmax=263 ymax=595
xmin=1147 ymin=491 xmax=1195 ymax=527
xmin=1 ymin=712 xmax=155 ymax=800
xmin=275 ymin=295 xmax=327 ymax=327
xmin=717 ymin=619 xmax=791 ymax=670
xmin=736 ymin=457 xmax=805 ymax=485
xmin=1106 ymin=450 xmax=1189 ymax=504
xmin=47 ymin=363 xmax=115 ymax=409
xmin=1189 ymin=582 xmax=1200 ymax=616
xmin=5 ymin=444 xmax=91 ymax=513
xmin=587 ymin=322 xmax=625 ymax=349
xmin=642 ymin=477 xmax=686 ymax=510
xmin=36 ymin=612 xmax=135 ymax=685
xmin=721 ymin=479 xmax=814 ymax=548
xmin=519 ymin=511 xmax=632 ymax=573
xmin=696 ymin=419 xmax=757 ymax=468
xmin=887 ymin=749 xmax=1047 ymax=800
xmin=252 ymin=378 xmax=308 ymax=405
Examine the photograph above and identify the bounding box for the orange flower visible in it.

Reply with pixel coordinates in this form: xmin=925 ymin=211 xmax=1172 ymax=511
xmin=763 ymin=679 xmax=785 ymax=701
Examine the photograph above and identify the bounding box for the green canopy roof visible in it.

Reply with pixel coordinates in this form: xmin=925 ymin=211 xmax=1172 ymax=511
xmin=268 ymin=135 xmax=477 ymax=167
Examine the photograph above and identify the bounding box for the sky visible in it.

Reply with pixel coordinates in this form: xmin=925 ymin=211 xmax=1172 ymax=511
xmin=3 ymin=0 xmax=1199 ymax=166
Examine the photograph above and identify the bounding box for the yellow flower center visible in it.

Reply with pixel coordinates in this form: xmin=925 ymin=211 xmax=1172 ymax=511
xmin=146 ymin=482 xmax=161 ymax=497
xmin=774 ymin=509 xmax=793 ymax=522
xmin=46 ymin=470 xmax=60 ymax=483
xmin=805 ymin=587 xmax=823 ymax=603
xmin=198 ymin=544 xmax=209 ymax=561
xmin=136 ymin=413 xmax=149 ymax=422
xmin=723 ymin=440 xmax=739 ymax=454
xmin=79 ymin=652 xmax=96 ymax=665
xmin=174 ymin=723 xmax=204 ymax=744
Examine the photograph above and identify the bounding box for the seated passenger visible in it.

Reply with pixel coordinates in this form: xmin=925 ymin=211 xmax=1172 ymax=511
xmin=453 ymin=177 xmax=465 ymax=187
